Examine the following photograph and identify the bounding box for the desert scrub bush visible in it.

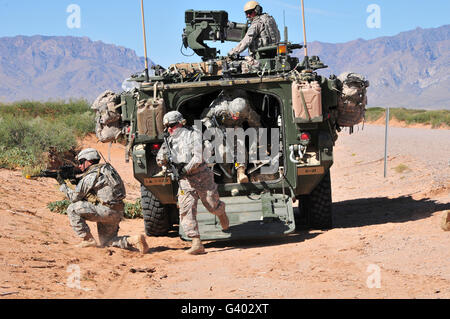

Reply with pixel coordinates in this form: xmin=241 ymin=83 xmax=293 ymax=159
xmin=0 ymin=115 xmax=77 ymax=168
xmin=365 ymin=107 xmax=450 ymax=128
xmin=124 ymin=199 xmax=143 ymax=219
xmin=365 ymin=107 xmax=385 ymax=122
xmin=0 ymin=99 xmax=92 ymax=117
xmin=393 ymin=163 xmax=410 ymax=174
xmin=0 ymin=100 xmax=95 ymax=169
xmin=47 ymin=200 xmax=71 ymax=215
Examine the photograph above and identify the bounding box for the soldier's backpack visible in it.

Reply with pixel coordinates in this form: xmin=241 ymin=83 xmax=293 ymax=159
xmin=96 ymin=163 xmax=126 ymax=203
xmin=91 ymin=90 xmax=124 ymax=143
xmin=336 ymin=72 xmax=370 ymax=127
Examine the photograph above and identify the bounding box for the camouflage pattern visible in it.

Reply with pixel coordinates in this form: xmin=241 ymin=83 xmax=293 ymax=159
xmin=163 ymin=110 xmax=185 ymax=127
xmin=60 ymin=163 xmax=128 ymax=248
xmin=201 ymin=89 xmax=262 ymax=128
xmin=156 ymin=126 xmax=203 ymax=173
xmin=66 ymin=201 xmax=129 ymax=248
xmin=157 ymin=125 xmax=226 ymax=238
xmin=229 ymin=13 xmax=281 ymax=57
xmin=178 ymin=166 xmax=226 ymax=238
xmin=201 ymin=89 xmax=262 ymax=168
xmin=77 ymin=148 xmax=101 ymax=162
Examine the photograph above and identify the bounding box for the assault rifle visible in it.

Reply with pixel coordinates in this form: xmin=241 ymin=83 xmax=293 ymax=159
xmin=163 ymin=133 xmax=181 ymax=182
xmin=26 ymin=164 xmax=82 ymax=184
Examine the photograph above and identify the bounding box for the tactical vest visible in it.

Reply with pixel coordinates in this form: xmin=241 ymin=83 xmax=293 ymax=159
xmin=249 ymin=14 xmax=281 ymax=54
xmin=83 ymin=163 xmax=126 ymax=206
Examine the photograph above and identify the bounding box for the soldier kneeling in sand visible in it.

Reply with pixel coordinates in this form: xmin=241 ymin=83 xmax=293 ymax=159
xmin=58 ymin=148 xmax=149 ymax=254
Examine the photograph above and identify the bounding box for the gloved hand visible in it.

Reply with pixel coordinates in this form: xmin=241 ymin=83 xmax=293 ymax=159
xmin=178 ymin=165 xmax=188 ymax=177
xmin=56 ymin=172 xmax=65 ymax=185
xmin=201 ymin=118 xmax=213 ymax=129
xmin=227 ymin=51 xmax=238 ymax=60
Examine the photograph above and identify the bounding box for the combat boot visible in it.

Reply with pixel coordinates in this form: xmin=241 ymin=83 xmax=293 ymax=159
xmin=218 ymin=213 xmax=229 ymax=231
xmin=186 ymin=237 xmax=205 ymax=255
xmin=127 ymin=234 xmax=149 ymax=254
xmin=237 ymin=166 xmax=249 ymax=184
xmin=76 ymin=233 xmax=97 ymax=248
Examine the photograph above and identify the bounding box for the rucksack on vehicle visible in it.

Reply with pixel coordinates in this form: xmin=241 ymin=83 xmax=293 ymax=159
xmin=92 ymin=90 xmax=124 ymax=143
xmin=336 ymin=72 xmax=369 ymax=127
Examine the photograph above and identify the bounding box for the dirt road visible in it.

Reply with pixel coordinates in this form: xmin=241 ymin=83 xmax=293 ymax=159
xmin=0 ymin=124 xmax=449 ymax=299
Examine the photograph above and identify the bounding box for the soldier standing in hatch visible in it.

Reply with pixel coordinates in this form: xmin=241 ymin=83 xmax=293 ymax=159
xmin=58 ymin=148 xmax=149 ymax=254
xmin=156 ymin=111 xmax=229 ymax=255
xmin=228 ymin=1 xmax=281 ymax=58
xmin=201 ymin=89 xmax=262 ymax=184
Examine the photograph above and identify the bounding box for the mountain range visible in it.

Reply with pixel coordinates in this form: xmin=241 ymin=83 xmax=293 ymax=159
xmin=0 ymin=25 xmax=449 ymax=109
xmin=303 ymin=24 xmax=449 ymax=109
xmin=0 ymin=35 xmax=145 ymax=103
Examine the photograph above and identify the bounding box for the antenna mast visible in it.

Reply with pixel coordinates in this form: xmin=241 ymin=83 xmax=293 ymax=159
xmin=140 ymin=0 xmax=149 ymax=81
xmin=300 ymin=0 xmax=308 ymax=57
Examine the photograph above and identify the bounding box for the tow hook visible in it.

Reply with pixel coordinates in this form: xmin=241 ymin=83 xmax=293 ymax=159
xmin=289 ymin=145 xmax=306 ymax=164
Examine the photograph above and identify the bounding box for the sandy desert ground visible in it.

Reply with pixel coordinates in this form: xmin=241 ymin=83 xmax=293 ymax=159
xmin=0 ymin=123 xmax=449 ymax=299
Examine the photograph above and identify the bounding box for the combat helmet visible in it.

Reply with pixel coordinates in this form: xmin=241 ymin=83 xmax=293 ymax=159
xmin=77 ymin=148 xmax=101 ymax=162
xmin=228 ymin=96 xmax=250 ymax=119
xmin=244 ymin=1 xmax=262 ymax=15
xmin=163 ymin=111 xmax=186 ymax=127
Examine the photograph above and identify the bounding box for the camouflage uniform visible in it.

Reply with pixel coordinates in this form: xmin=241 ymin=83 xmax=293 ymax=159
xmin=229 ymin=13 xmax=281 ymax=57
xmin=201 ymin=89 xmax=262 ymax=170
xmin=60 ymin=163 xmax=129 ymax=248
xmin=156 ymin=125 xmax=226 ymax=238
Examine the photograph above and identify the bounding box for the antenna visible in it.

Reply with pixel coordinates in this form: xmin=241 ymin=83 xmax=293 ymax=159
xmin=140 ymin=0 xmax=149 ymax=81
xmin=300 ymin=0 xmax=308 ymax=57
xmin=283 ymin=10 xmax=288 ymax=43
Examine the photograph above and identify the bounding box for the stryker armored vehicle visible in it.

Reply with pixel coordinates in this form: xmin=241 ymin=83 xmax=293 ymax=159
xmin=95 ymin=9 xmax=368 ymax=241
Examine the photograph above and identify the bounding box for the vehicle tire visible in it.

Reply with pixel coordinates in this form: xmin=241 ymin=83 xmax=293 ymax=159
xmin=298 ymin=171 xmax=333 ymax=230
xmin=141 ymin=185 xmax=170 ymax=236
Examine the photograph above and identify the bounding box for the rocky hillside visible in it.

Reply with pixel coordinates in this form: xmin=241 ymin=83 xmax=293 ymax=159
xmin=303 ymin=25 xmax=450 ymax=109
xmin=0 ymin=35 xmax=146 ymax=102
xmin=0 ymin=25 xmax=449 ymax=109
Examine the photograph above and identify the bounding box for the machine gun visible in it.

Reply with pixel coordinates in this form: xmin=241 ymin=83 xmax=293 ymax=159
xmin=182 ymin=10 xmax=248 ymax=60
xmin=26 ymin=164 xmax=82 ymax=184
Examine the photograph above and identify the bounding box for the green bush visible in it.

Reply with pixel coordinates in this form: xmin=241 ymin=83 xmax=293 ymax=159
xmin=47 ymin=200 xmax=70 ymax=215
xmin=0 ymin=100 xmax=95 ymax=169
xmin=365 ymin=107 xmax=450 ymax=128
xmin=124 ymin=199 xmax=143 ymax=219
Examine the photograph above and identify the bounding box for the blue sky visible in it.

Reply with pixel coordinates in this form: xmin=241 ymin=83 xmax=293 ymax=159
xmin=1 ymin=0 xmax=449 ymax=67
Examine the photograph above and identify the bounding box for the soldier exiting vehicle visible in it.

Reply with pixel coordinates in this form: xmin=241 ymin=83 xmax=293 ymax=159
xmin=228 ymin=1 xmax=281 ymax=58
xmin=58 ymin=148 xmax=149 ymax=254
xmin=156 ymin=111 xmax=229 ymax=255
xmin=201 ymin=89 xmax=262 ymax=184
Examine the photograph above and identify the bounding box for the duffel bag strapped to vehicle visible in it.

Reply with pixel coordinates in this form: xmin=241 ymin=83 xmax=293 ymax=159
xmin=166 ymin=60 xmax=223 ymax=78
xmin=291 ymin=80 xmax=323 ymax=123
xmin=92 ymin=90 xmax=124 ymax=143
xmin=337 ymin=72 xmax=370 ymax=127
xmin=136 ymin=83 xmax=165 ymax=139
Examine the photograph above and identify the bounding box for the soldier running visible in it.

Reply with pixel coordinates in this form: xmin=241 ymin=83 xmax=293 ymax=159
xmin=58 ymin=148 xmax=149 ymax=254
xmin=156 ymin=111 xmax=229 ymax=255
xmin=228 ymin=1 xmax=281 ymax=58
